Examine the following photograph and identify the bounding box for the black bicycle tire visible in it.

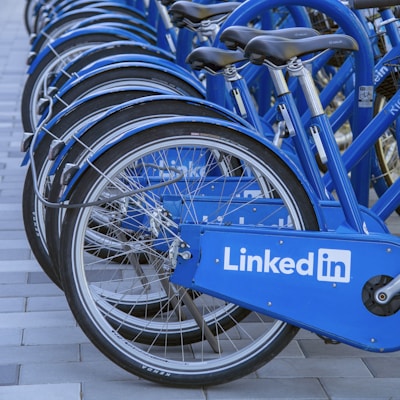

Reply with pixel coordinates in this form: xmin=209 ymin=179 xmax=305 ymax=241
xmin=60 ymin=119 xmax=319 ymax=386
xmin=21 ymin=31 xmax=137 ymax=133
xmin=44 ymin=61 xmax=205 ymax=122
xmin=49 ymin=41 xmax=175 ymax=92
xmin=44 ymin=96 xmax=247 ymax=299
xmin=22 ymin=87 xmax=167 ymax=289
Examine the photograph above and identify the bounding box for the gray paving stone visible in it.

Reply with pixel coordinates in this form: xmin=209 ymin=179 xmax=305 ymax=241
xmin=0 ymin=212 xmax=22 ymax=223
xmin=0 ymin=259 xmax=41 ymax=273
xmin=294 ymin=329 xmax=319 ymax=340
xmin=0 ymin=383 xmax=81 ymax=400
xmin=79 ymin=343 xmax=112 ymax=362
xmin=0 ymin=240 xmax=28 ymax=250
xmin=0 ymin=221 xmax=26 ymax=231
xmin=0 ymin=191 xmax=25 ymax=200
xmin=299 ymin=339 xmax=400 ymax=359
xmin=0 ymin=344 xmax=79 ymax=364
xmin=0 ymin=272 xmax=27 ymax=285
xmin=83 ymin=380 xmax=206 ymax=400
xmin=0 ymin=297 xmax=25 ymax=313
xmin=0 ymin=231 xmax=26 ymax=240
xmin=0 ymin=329 xmax=22 ymax=347
xmin=362 ymin=357 xmax=400 ymax=378
xmin=19 ymin=360 xmax=136 ymax=385
xmin=206 ymin=378 xmax=328 ymax=399
xmin=0 ymin=364 xmax=19 ymax=386
xmin=0 ymin=249 xmax=30 ymax=261
xmin=0 ymin=283 xmax=62 ymax=297
xmin=0 ymin=197 xmax=26 ymax=206
xmin=321 ymin=377 xmax=400 ymax=399
xmin=257 ymin=358 xmax=372 ymax=378
xmin=0 ymin=310 xmax=75 ymax=329
xmin=275 ymin=340 xmax=306 ymax=358
xmin=27 ymin=271 xmax=53 ymax=284
xmin=26 ymin=295 xmax=69 ymax=312
xmin=23 ymin=326 xmax=89 ymax=346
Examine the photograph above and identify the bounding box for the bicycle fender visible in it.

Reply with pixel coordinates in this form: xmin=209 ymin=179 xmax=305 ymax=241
xmin=48 ymin=40 xmax=175 ymax=88
xmin=48 ymin=94 xmax=257 ymax=174
xmin=72 ymin=21 xmax=156 ymax=44
xmin=55 ymin=60 xmax=206 ymax=99
xmin=53 ymin=1 xmax=140 ymax=16
xmin=27 ymin=26 xmax=142 ymax=74
xmin=62 ymin=54 xmax=190 ymax=82
xmin=20 ymin=87 xmax=143 ymax=166
xmin=47 ymin=91 xmax=210 ymax=173
xmin=29 ymin=8 xmax=109 ymax=52
xmin=58 ymin=115 xmax=324 ymax=225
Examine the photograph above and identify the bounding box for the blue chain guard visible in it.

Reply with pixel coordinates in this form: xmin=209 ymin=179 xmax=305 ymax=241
xmin=171 ymin=222 xmax=400 ymax=352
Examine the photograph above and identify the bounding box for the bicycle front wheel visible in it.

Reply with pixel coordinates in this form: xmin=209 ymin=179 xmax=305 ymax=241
xmin=59 ymin=119 xmax=319 ymax=387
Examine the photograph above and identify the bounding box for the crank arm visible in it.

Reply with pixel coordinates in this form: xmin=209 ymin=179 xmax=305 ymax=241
xmin=375 ymin=275 xmax=400 ymax=304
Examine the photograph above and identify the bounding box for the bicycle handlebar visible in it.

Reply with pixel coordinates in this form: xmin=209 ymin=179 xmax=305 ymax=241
xmin=349 ymin=0 xmax=399 ymax=9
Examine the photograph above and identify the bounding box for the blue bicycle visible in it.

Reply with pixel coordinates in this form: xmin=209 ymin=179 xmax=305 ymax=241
xmin=19 ymin=0 xmax=400 ymax=387
xmin=52 ymin=19 xmax=400 ymax=390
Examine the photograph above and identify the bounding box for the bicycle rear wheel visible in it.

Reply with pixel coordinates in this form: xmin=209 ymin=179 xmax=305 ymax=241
xmin=21 ymin=30 xmax=140 ymax=132
xmin=22 ymin=88 xmax=168 ymax=288
xmin=44 ymin=95 xmax=250 ymax=292
xmin=59 ymin=118 xmax=319 ymax=386
xmin=372 ymin=93 xmax=400 ymax=215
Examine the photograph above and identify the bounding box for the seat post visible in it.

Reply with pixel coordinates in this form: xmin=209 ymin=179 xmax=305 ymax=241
xmin=287 ymin=58 xmax=324 ymax=117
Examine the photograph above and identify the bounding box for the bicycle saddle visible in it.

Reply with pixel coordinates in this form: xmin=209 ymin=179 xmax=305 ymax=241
xmin=220 ymin=26 xmax=320 ymax=50
xmin=244 ymin=34 xmax=359 ymax=66
xmin=160 ymin=0 xmax=176 ymax=6
xmin=186 ymin=48 xmax=245 ymax=72
xmin=168 ymin=1 xmax=241 ymax=27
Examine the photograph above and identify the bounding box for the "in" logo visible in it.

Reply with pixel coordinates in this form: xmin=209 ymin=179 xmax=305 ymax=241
xmin=317 ymin=248 xmax=351 ymax=283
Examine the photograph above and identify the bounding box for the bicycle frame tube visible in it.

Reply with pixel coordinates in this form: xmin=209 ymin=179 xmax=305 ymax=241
xmin=376 ymin=7 xmax=400 ymax=47
xmin=273 ymin=87 xmax=329 ymax=201
xmin=216 ymin=0 xmax=374 ymax=206
xmin=322 ymin=44 xmax=400 ymax=190
xmin=272 ymin=60 xmax=367 ymax=233
xmin=323 ymin=86 xmax=400 ymax=220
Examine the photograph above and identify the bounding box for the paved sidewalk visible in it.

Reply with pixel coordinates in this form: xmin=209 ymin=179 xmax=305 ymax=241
xmin=1 ymin=1 xmax=400 ymax=399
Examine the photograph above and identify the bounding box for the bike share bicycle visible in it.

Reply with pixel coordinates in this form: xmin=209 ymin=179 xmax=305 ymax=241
xmin=28 ymin=0 xmax=399 ymax=387
xmin=21 ymin=0 xmax=310 ymax=288
xmin=19 ymin=0 xmax=400 ymax=387
xmin=21 ymin=3 xmax=394 ymax=296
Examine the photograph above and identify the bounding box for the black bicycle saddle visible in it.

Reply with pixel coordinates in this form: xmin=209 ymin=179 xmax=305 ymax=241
xmin=169 ymin=1 xmax=241 ymax=27
xmin=220 ymin=25 xmax=320 ymax=50
xmin=186 ymin=48 xmax=245 ymax=72
xmin=244 ymin=34 xmax=359 ymax=65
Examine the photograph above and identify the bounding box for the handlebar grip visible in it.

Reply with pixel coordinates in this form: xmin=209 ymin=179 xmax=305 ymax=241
xmin=349 ymin=0 xmax=399 ymax=9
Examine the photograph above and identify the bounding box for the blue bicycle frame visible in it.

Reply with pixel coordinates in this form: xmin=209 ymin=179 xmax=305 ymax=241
xmin=213 ymin=0 xmax=375 ymax=206
xmin=169 ymin=49 xmax=400 ymax=354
